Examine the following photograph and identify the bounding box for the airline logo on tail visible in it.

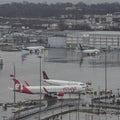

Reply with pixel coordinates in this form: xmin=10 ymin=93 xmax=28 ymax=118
xmin=43 ymin=87 xmax=48 ymax=93
xmin=10 ymin=74 xmax=32 ymax=94
xmin=43 ymin=71 xmax=49 ymax=79
xmin=10 ymin=75 xmax=20 ymax=85
xmin=79 ymin=43 xmax=84 ymax=51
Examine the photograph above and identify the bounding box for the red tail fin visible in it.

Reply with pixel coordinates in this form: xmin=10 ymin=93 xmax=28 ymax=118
xmin=10 ymin=74 xmax=15 ymax=80
xmin=10 ymin=74 xmax=20 ymax=85
xmin=43 ymin=87 xmax=48 ymax=93
xmin=10 ymin=74 xmax=22 ymax=91
xmin=43 ymin=71 xmax=49 ymax=79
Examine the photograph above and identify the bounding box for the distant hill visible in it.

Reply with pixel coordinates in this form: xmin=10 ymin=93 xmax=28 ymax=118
xmin=0 ymin=0 xmax=120 ymax=5
xmin=0 ymin=2 xmax=119 ymax=18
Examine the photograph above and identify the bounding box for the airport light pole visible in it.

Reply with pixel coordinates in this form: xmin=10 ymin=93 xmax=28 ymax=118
xmin=39 ymin=55 xmax=42 ymax=120
xmin=104 ymin=50 xmax=107 ymax=105
xmin=13 ymin=63 xmax=16 ymax=103
xmin=117 ymin=88 xmax=120 ymax=97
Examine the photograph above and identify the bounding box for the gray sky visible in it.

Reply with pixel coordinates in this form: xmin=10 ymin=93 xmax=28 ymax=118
xmin=0 ymin=0 xmax=120 ymax=4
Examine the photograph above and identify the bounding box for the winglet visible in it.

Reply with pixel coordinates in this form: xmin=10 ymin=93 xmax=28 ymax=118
xmin=25 ymin=81 xmax=30 ymax=86
xmin=43 ymin=71 xmax=49 ymax=79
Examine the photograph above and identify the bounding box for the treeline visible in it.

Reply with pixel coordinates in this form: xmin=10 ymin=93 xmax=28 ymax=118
xmin=0 ymin=2 xmax=120 ymax=18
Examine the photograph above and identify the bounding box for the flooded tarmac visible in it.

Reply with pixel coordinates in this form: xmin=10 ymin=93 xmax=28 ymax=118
xmin=0 ymin=48 xmax=120 ymax=119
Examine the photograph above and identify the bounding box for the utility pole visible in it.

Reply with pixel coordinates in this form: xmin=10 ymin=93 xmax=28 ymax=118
xmin=105 ymin=50 xmax=107 ymax=109
xmin=39 ymin=56 xmax=42 ymax=120
xmin=13 ymin=63 xmax=16 ymax=103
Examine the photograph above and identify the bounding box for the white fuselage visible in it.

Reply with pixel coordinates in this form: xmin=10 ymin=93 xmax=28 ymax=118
xmin=29 ymin=85 xmax=84 ymax=93
xmin=27 ymin=46 xmax=44 ymax=50
xmin=79 ymin=43 xmax=100 ymax=55
xmin=22 ymin=46 xmax=45 ymax=53
xmin=43 ymin=79 xmax=87 ymax=88
xmin=13 ymin=85 xmax=86 ymax=95
xmin=82 ymin=49 xmax=100 ymax=55
xmin=27 ymin=46 xmax=44 ymax=52
xmin=12 ymin=85 xmax=86 ymax=96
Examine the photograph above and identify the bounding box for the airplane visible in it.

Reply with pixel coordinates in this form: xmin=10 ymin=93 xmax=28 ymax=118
xmin=42 ymin=71 xmax=87 ymax=88
xmin=9 ymin=75 xmax=86 ymax=97
xmin=20 ymin=45 xmax=45 ymax=53
xmin=79 ymin=43 xmax=100 ymax=56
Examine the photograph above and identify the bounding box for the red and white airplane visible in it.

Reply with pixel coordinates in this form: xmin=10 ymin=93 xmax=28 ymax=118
xmin=10 ymin=75 xmax=86 ymax=96
xmin=42 ymin=71 xmax=87 ymax=88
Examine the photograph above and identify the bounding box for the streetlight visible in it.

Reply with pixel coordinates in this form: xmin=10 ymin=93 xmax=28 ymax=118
xmin=117 ymin=88 xmax=120 ymax=97
xmin=13 ymin=63 xmax=16 ymax=103
xmin=38 ymin=55 xmax=42 ymax=120
xmin=104 ymin=50 xmax=107 ymax=108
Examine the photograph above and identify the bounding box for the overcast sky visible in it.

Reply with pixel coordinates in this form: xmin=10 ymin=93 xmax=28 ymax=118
xmin=0 ymin=0 xmax=120 ymax=4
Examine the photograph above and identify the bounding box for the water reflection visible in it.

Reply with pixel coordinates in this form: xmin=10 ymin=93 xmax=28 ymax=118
xmin=88 ymin=51 xmax=120 ymax=67
xmin=44 ymin=95 xmax=57 ymax=107
xmin=21 ymin=48 xmax=120 ymax=68
xmin=21 ymin=53 xmax=30 ymax=63
xmin=79 ymin=57 xmax=84 ymax=67
xmin=46 ymin=48 xmax=81 ymax=63
xmin=0 ymin=64 xmax=3 ymax=71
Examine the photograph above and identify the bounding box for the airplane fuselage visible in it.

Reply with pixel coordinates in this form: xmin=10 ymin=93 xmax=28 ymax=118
xmin=79 ymin=43 xmax=100 ymax=56
xmin=12 ymin=85 xmax=85 ymax=95
xmin=27 ymin=46 xmax=44 ymax=50
xmin=43 ymin=79 xmax=87 ymax=88
xmin=82 ymin=49 xmax=100 ymax=54
xmin=21 ymin=45 xmax=45 ymax=53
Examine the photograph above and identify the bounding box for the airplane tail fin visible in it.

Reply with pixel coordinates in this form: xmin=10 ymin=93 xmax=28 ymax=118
xmin=43 ymin=87 xmax=48 ymax=93
xmin=10 ymin=75 xmax=33 ymax=94
xmin=43 ymin=71 xmax=49 ymax=79
xmin=79 ymin=43 xmax=84 ymax=51
xmin=10 ymin=74 xmax=15 ymax=79
xmin=10 ymin=74 xmax=20 ymax=85
xmin=10 ymin=74 xmax=22 ymax=91
xmin=10 ymin=74 xmax=30 ymax=86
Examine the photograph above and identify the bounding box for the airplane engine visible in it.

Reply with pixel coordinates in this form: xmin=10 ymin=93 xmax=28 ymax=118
xmin=57 ymin=91 xmax=64 ymax=96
